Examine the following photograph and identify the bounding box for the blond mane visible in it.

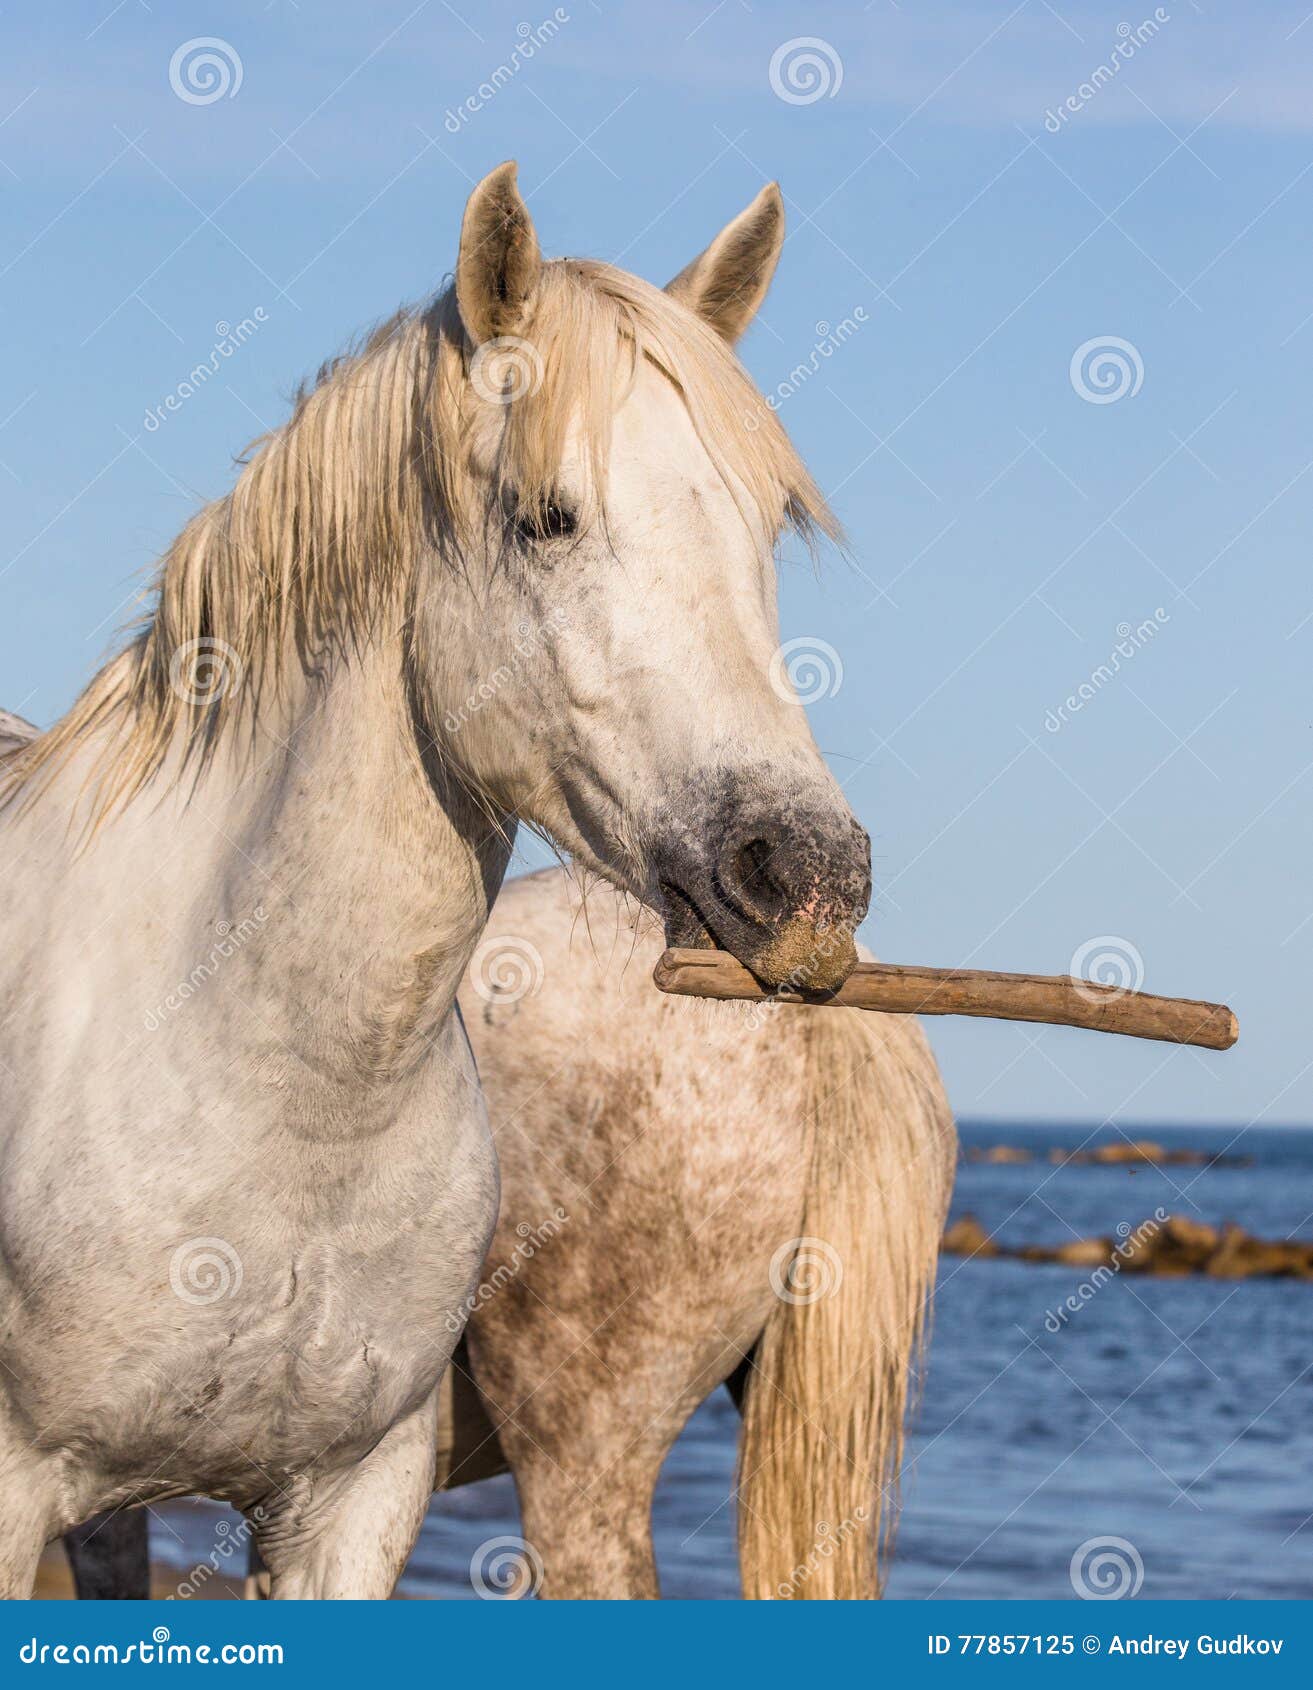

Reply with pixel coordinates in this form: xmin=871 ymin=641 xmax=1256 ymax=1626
xmin=3 ymin=260 xmax=836 ymax=820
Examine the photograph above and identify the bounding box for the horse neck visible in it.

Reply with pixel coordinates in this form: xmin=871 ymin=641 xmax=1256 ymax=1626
xmin=74 ymin=637 xmax=511 ymax=1090
xmin=236 ymin=644 xmax=514 ymax=1079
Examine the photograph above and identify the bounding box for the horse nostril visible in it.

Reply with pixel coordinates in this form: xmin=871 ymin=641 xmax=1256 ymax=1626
xmin=710 ymin=808 xmax=868 ymax=935
xmin=719 ymin=832 xmax=795 ymax=926
xmin=735 ymin=836 xmax=778 ymax=900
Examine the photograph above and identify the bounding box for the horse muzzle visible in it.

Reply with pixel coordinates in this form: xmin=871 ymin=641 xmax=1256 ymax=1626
xmin=655 ymin=784 xmax=871 ymax=993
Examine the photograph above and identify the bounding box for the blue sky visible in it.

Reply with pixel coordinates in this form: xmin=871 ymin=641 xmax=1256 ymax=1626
xmin=2 ymin=0 xmax=1311 ymax=1125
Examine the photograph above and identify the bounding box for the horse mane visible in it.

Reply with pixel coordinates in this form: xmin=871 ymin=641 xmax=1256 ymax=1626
xmin=2 ymin=259 xmax=837 ymax=821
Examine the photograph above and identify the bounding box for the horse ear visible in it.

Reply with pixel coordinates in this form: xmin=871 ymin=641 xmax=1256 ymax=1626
xmin=666 ymin=183 xmax=784 ymax=343
xmin=456 ymin=161 xmax=542 ymax=345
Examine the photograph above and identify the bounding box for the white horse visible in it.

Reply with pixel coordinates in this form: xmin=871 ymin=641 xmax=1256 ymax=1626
xmin=0 ymin=163 xmax=871 ymax=1597
xmin=65 ymin=867 xmax=955 ymax=1600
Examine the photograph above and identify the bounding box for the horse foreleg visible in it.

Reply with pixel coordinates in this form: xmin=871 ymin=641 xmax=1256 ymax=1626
xmin=64 ymin=1509 xmax=150 ymax=1599
xmin=0 ymin=1520 xmax=44 ymax=1599
xmin=505 ymin=1443 xmax=661 ymax=1599
xmin=251 ymin=1392 xmax=438 ymax=1600
xmin=0 ymin=1418 xmax=66 ymax=1598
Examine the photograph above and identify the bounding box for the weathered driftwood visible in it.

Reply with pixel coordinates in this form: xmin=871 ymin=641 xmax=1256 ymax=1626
xmin=653 ymin=949 xmax=1238 ymax=1051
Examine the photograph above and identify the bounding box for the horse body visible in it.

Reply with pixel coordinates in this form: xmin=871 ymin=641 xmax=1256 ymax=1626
xmin=449 ymin=868 xmax=955 ymax=1598
xmin=2 ymin=163 xmax=873 ymax=1596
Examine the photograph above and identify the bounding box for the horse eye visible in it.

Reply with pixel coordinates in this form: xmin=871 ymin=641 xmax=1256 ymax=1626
xmin=515 ymin=500 xmax=577 ymax=544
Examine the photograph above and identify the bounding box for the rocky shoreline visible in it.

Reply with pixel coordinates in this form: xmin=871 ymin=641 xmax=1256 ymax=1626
xmin=965 ymin=1138 xmax=1252 ymax=1168
xmin=942 ymin=1212 xmax=1313 ymax=1279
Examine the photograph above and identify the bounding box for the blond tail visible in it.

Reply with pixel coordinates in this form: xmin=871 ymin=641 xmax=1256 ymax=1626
xmin=736 ymin=1008 xmax=956 ymax=1599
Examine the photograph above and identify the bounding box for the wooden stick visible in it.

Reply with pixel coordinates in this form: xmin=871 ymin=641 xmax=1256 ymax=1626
xmin=653 ymin=949 xmax=1238 ymax=1051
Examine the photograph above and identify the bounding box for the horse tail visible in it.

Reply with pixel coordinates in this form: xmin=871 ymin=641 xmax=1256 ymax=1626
xmin=736 ymin=1006 xmax=956 ymax=1599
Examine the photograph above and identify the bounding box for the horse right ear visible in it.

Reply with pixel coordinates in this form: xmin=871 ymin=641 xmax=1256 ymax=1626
xmin=666 ymin=183 xmax=784 ymax=343
xmin=456 ymin=161 xmax=542 ymax=346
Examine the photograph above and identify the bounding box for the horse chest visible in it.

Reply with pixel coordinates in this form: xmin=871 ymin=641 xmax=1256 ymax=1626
xmin=219 ymin=1252 xmax=415 ymax=1415
xmin=86 ymin=1238 xmax=472 ymax=1494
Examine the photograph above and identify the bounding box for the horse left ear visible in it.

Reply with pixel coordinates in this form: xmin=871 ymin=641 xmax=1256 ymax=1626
xmin=666 ymin=183 xmax=784 ymax=343
xmin=456 ymin=160 xmax=542 ymax=345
